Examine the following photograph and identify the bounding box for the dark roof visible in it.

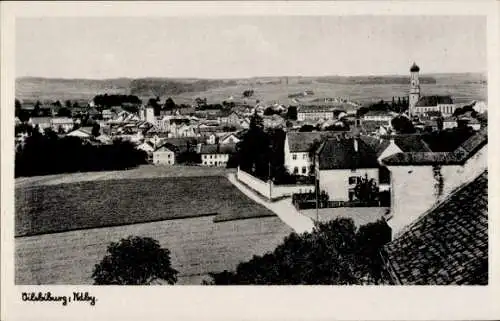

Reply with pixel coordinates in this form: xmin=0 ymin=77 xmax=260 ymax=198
xmin=382 ymin=171 xmax=488 ymax=285
xmin=393 ymin=135 xmax=432 ymax=153
xmin=200 ymin=143 xmax=236 ymax=154
xmin=382 ymin=127 xmax=487 ymax=166
xmin=416 ymin=95 xmax=454 ymax=107
xmin=287 ymin=132 xmax=329 ymax=152
xmin=361 ymin=120 xmax=389 ymax=133
xmin=317 ymin=136 xmax=380 ymax=170
xmin=410 ymin=62 xmax=420 ymax=72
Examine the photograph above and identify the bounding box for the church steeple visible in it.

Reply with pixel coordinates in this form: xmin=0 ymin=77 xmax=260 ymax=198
xmin=409 ymin=62 xmax=421 ymax=117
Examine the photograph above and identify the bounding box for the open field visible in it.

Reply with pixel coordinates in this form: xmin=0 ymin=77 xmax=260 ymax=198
xmin=16 ymin=215 xmax=293 ymax=284
xmin=16 ymin=74 xmax=487 ymax=106
xmin=16 ymin=174 xmax=274 ymax=237
xmin=15 ymin=165 xmax=234 ymax=188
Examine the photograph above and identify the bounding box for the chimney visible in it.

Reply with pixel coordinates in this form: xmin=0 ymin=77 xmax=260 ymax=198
xmin=353 ymin=138 xmax=358 ymax=152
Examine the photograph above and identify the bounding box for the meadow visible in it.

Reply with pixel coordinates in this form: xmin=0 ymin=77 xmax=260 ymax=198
xmin=16 ymin=215 xmax=293 ymax=284
xmin=15 ymin=174 xmax=275 ymax=237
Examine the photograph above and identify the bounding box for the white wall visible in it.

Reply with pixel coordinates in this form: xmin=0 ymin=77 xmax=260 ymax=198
xmin=237 ymin=167 xmax=271 ymax=198
xmin=319 ymin=168 xmax=379 ymax=201
xmin=271 ymin=184 xmax=314 ymax=199
xmin=201 ymin=154 xmax=230 ymax=166
xmin=387 ymin=144 xmax=487 ymax=236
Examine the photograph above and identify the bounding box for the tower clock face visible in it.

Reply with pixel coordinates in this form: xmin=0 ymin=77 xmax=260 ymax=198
xmin=411 ymin=80 xmax=416 ymax=86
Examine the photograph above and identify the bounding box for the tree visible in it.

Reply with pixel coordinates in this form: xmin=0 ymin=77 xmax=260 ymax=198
xmin=299 ymin=124 xmax=315 ymax=132
xmin=391 ymin=116 xmax=416 ymax=134
xmin=242 ymin=89 xmax=254 ymax=98
xmin=148 ymin=97 xmax=161 ymax=116
xmin=57 ymin=107 xmax=72 ymax=118
xmin=53 ymin=100 xmax=62 ymax=108
xmin=206 ymin=218 xmax=391 ymax=285
xmin=286 ymin=106 xmax=298 ymax=120
xmin=92 ymin=236 xmax=178 ymax=285
xmin=32 ymin=100 xmax=42 ymax=117
xmin=91 ymin=123 xmax=101 ymax=137
xmin=354 ymin=174 xmax=379 ymax=203
xmin=436 ymin=116 xmax=444 ymax=131
xmin=65 ymin=100 xmax=72 ymax=109
xmin=163 ymin=97 xmax=176 ymax=110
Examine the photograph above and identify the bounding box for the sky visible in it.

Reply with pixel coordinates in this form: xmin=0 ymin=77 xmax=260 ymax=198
xmin=16 ymin=16 xmax=486 ymax=79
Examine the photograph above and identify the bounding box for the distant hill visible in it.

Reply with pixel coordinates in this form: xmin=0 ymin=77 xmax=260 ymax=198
xmin=16 ymin=73 xmax=487 ymax=104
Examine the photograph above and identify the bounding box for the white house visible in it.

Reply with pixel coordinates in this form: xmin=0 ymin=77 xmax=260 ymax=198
xmin=297 ymin=106 xmax=335 ymax=122
xmin=200 ymin=144 xmax=236 ymax=167
xmin=284 ymin=132 xmax=327 ymax=176
xmin=315 ymin=136 xmax=383 ymax=201
xmin=136 ymin=141 xmax=156 ymax=153
xmin=50 ymin=117 xmax=74 ymax=132
xmin=381 ymin=127 xmax=487 ymax=237
xmin=28 ymin=117 xmax=52 ymax=132
xmin=219 ymin=133 xmax=241 ymax=145
xmin=443 ymin=117 xmax=458 ymax=130
xmin=152 ymin=144 xmax=176 ymax=165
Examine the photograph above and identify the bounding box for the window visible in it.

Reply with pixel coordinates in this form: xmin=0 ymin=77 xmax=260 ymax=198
xmin=348 ymin=189 xmax=356 ymax=201
xmin=292 ymin=154 xmax=297 ymax=160
xmin=303 ymin=154 xmax=307 ymax=160
xmin=348 ymin=176 xmax=359 ymax=185
xmin=302 ymin=167 xmax=307 ymax=174
xmin=293 ymin=167 xmax=299 ymax=174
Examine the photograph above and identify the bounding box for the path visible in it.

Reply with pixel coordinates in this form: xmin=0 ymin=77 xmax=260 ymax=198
xmin=227 ymin=173 xmax=314 ymax=234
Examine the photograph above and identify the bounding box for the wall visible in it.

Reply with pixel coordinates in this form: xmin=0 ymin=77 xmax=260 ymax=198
xmin=237 ymin=167 xmax=314 ymax=200
xmin=237 ymin=167 xmax=271 ymax=199
xmin=319 ymin=168 xmax=379 ymax=201
xmin=387 ymin=144 xmax=487 ymax=236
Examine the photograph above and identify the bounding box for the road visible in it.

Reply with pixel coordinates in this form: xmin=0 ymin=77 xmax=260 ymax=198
xmin=227 ymin=173 xmax=314 ymax=234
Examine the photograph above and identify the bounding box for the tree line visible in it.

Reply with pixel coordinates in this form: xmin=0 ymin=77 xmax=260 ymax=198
xmin=15 ymin=129 xmax=147 ymax=177
xmin=93 ymin=94 xmax=142 ymax=108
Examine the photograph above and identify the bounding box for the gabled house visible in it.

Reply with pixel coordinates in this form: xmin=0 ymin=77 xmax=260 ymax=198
xmin=152 ymin=143 xmax=177 ymax=165
xmin=381 ymin=127 xmax=487 ymax=236
xmin=315 ymin=135 xmax=384 ymax=201
xmin=200 ymin=143 xmax=236 ymax=167
xmin=284 ymin=132 xmax=328 ymax=176
xmin=136 ymin=141 xmax=156 ymax=153
xmin=219 ymin=133 xmax=241 ymax=145
xmin=381 ymin=170 xmax=487 ymax=285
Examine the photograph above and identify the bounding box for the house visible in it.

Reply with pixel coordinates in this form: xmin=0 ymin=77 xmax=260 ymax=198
xmin=381 ymin=170 xmax=487 ymax=285
xmin=263 ymin=114 xmax=286 ymax=128
xmin=443 ymin=117 xmax=457 ymax=130
xmin=472 ymin=100 xmax=487 ymax=114
xmin=297 ymin=106 xmax=335 ymax=122
xmin=95 ymin=134 xmax=112 ymax=145
xmin=50 ymin=117 xmax=74 ymax=132
xmin=239 ymin=117 xmax=251 ymax=129
xmin=152 ymin=143 xmax=176 ymax=165
xmin=381 ymin=127 xmax=487 ymax=236
xmin=28 ymin=117 xmax=52 ymax=132
xmin=67 ymin=126 xmax=93 ymax=138
xmin=377 ymin=135 xmax=432 ymax=163
xmin=200 ymin=144 xmax=236 ymax=167
xmin=218 ymin=110 xmax=241 ymax=126
xmin=315 ymin=135 xmax=384 ymax=201
xmin=102 ymin=109 xmax=116 ymax=120
xmin=206 ymin=132 xmax=241 ymax=145
xmin=284 ymin=132 xmax=335 ymax=176
xmin=360 ymin=120 xmax=390 ymax=136
xmin=362 ymin=110 xmax=394 ymax=122
xmin=136 ymin=141 xmax=156 ymax=153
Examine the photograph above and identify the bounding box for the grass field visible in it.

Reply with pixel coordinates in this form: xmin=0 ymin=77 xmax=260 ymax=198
xmin=15 ymin=174 xmax=275 ymax=237
xmin=16 ymin=215 xmax=293 ymax=284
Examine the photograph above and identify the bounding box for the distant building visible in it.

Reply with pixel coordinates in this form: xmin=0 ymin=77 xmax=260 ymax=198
xmin=362 ymin=110 xmax=394 ymax=122
xmin=408 ymin=62 xmax=457 ymax=117
xmin=67 ymin=126 xmax=93 ymax=138
xmin=152 ymin=143 xmax=176 ymax=165
xmin=200 ymin=144 xmax=236 ymax=167
xmin=297 ymin=106 xmax=335 ymax=122
xmin=28 ymin=117 xmax=52 ymax=132
xmin=284 ymin=132 xmax=327 ymax=176
xmin=50 ymin=117 xmax=74 ymax=132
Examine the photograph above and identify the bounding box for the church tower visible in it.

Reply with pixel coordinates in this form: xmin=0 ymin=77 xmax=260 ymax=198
xmin=408 ymin=62 xmax=420 ymax=117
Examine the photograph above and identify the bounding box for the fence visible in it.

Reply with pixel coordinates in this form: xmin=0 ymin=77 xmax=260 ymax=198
xmin=236 ymin=167 xmax=315 ymax=201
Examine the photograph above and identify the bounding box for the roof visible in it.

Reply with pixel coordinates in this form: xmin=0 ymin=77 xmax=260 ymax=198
xmin=200 ymin=143 xmax=236 ymax=154
xmin=392 ymin=135 xmax=432 ymax=153
xmin=382 ymin=126 xmax=487 ymax=166
xmin=382 ymin=171 xmax=488 ymax=285
xmin=416 ymin=95 xmax=454 ymax=107
xmin=317 ymin=136 xmax=381 ymax=170
xmin=29 ymin=117 xmax=52 ymax=124
xmin=361 ymin=120 xmax=389 ymax=133
xmin=410 ymin=62 xmax=420 ymax=72
xmin=298 ymin=106 xmax=335 ymax=113
xmin=287 ymin=132 xmax=330 ymax=152
xmin=363 ymin=110 xmax=393 ymax=117
xmin=51 ymin=117 xmax=74 ymax=124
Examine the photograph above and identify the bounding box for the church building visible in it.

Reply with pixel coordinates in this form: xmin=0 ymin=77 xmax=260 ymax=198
xmin=408 ymin=62 xmax=457 ymax=117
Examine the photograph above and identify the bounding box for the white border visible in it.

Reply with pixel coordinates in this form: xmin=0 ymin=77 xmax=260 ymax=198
xmin=2 ymin=2 xmax=499 ymax=321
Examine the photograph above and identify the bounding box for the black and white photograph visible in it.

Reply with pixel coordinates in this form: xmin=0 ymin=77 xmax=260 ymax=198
xmin=1 ymin=1 xmax=499 ymax=320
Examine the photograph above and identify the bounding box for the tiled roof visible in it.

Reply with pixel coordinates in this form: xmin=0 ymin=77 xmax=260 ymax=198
xmin=29 ymin=117 xmax=52 ymax=124
xmin=393 ymin=135 xmax=432 ymax=153
xmin=200 ymin=143 xmax=236 ymax=154
xmin=382 ymin=171 xmax=488 ymax=285
xmin=287 ymin=132 xmax=332 ymax=152
xmin=382 ymin=127 xmax=487 ymax=166
xmin=416 ymin=95 xmax=454 ymax=107
xmin=361 ymin=120 xmax=389 ymax=133
xmin=317 ymin=136 xmax=380 ymax=170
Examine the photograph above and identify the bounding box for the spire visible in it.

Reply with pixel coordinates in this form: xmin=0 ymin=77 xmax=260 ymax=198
xmin=410 ymin=62 xmax=420 ymax=72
